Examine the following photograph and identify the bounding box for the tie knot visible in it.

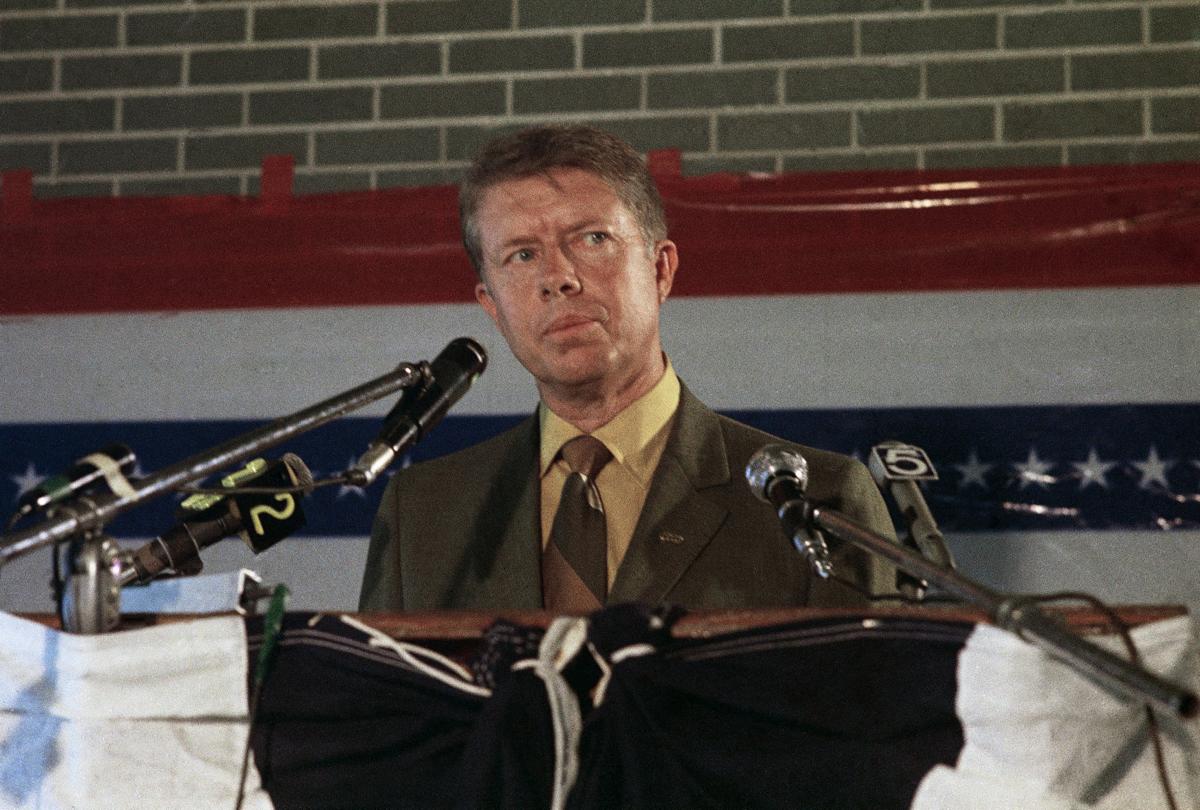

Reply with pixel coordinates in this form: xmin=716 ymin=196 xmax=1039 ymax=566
xmin=560 ymin=435 xmax=612 ymax=479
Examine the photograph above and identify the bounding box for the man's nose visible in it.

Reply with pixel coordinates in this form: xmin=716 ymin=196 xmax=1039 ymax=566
xmin=540 ymin=249 xmax=582 ymax=299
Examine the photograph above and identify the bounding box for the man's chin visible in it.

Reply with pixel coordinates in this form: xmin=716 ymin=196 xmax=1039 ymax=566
xmin=532 ymin=353 xmax=615 ymax=392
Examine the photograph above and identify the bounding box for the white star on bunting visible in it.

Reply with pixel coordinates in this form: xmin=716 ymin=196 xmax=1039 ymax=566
xmin=1133 ymin=446 xmax=1173 ymax=491
xmin=10 ymin=462 xmax=45 ymax=501
xmin=1072 ymin=448 xmax=1118 ymax=490
xmin=953 ymin=449 xmax=992 ymax=489
xmin=1015 ymin=448 xmax=1055 ymax=490
xmin=337 ymin=457 xmax=368 ymax=500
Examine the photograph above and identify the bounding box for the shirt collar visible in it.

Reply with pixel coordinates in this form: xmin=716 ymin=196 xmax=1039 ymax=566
xmin=539 ymin=360 xmax=681 ymax=482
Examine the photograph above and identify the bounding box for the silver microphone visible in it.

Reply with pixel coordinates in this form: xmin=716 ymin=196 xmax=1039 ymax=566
xmin=745 ymin=444 xmax=833 ymax=578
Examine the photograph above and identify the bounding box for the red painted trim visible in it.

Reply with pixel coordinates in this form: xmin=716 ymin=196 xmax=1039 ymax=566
xmin=1 ymin=170 xmax=33 ymax=225
xmin=1 ymin=163 xmax=1198 ymax=315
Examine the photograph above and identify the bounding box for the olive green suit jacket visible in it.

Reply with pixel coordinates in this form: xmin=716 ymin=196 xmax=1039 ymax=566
xmin=359 ymin=384 xmax=897 ymax=612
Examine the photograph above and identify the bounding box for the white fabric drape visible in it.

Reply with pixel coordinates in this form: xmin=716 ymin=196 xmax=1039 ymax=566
xmin=0 ymin=611 xmax=271 ymax=810
xmin=913 ymin=615 xmax=1199 ymax=809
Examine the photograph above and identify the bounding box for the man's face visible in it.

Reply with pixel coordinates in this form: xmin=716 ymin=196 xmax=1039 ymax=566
xmin=474 ymin=168 xmax=677 ymax=399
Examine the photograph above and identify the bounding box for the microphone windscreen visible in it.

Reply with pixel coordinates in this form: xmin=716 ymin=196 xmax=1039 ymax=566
xmin=745 ymin=444 xmax=809 ymax=501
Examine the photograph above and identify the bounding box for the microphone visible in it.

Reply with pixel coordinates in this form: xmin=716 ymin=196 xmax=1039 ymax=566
xmin=745 ymin=445 xmax=833 ymax=578
xmin=17 ymin=443 xmax=138 ymax=517
xmin=347 ymin=337 xmax=487 ymax=486
xmin=117 ymin=454 xmax=312 ymax=586
xmin=867 ymin=442 xmax=956 ymax=580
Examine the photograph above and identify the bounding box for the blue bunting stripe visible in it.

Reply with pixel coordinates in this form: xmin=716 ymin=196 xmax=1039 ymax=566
xmin=3 ymin=403 xmax=1198 ymax=537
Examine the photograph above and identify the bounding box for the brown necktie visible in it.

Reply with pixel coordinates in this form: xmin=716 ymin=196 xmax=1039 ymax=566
xmin=542 ymin=435 xmax=612 ymax=613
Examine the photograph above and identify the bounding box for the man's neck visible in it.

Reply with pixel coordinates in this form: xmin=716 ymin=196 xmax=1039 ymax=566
xmin=539 ymin=358 xmax=666 ymax=434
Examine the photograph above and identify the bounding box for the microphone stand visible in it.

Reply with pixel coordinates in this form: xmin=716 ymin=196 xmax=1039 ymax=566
xmin=0 ymin=361 xmax=428 ymax=575
xmin=801 ymin=503 xmax=1199 ymax=720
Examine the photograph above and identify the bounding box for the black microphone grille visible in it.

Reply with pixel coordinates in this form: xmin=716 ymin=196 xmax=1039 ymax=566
xmin=745 ymin=444 xmax=809 ymax=502
xmin=439 ymin=336 xmax=488 ymax=376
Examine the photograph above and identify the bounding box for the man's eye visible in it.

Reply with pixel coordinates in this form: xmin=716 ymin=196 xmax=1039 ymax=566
xmin=510 ymin=248 xmax=534 ymax=263
xmin=584 ymin=232 xmax=608 ymax=245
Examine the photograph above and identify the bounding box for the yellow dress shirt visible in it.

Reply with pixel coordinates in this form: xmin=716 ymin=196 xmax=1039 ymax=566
xmin=539 ymin=363 xmax=681 ymax=587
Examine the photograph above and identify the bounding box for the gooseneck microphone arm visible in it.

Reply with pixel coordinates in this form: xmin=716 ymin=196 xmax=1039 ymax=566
xmin=746 ymin=445 xmax=1198 ymax=720
xmin=0 ymin=360 xmax=428 ymax=568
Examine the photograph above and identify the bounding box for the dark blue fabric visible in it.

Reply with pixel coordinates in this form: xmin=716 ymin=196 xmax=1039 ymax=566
xmin=246 ymin=608 xmax=969 ymax=810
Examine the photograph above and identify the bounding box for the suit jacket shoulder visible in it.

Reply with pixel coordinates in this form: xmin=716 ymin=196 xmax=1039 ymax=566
xmin=358 ymin=415 xmax=544 ymax=611
xmin=607 ymin=384 xmax=897 ymax=609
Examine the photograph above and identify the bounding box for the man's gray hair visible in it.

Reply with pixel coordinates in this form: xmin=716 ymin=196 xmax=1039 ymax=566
xmin=458 ymin=125 xmax=668 ymax=275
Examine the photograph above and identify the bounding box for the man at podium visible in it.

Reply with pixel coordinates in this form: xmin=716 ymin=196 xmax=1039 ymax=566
xmin=359 ymin=125 xmax=897 ymax=612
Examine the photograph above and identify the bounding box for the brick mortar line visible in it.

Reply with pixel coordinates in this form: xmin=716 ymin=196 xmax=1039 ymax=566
xmin=16 ymin=136 xmax=1200 ymax=168
xmin=4 ymin=65 xmax=1190 ymax=103
xmin=5 ymin=83 xmax=1192 ymax=112
xmin=997 ymin=4 xmax=1165 ymax=19
xmin=0 ymin=39 xmax=1189 ymax=64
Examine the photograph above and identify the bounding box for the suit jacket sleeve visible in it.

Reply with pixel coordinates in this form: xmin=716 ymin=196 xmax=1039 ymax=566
xmin=802 ymin=449 xmax=900 ymax=607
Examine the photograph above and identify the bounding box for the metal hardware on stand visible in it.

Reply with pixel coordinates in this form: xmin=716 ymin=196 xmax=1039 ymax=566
xmin=1 ymin=359 xmax=430 ymax=633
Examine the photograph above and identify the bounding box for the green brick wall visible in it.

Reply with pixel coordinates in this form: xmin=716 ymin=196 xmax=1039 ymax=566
xmin=0 ymin=0 xmax=1196 ymax=198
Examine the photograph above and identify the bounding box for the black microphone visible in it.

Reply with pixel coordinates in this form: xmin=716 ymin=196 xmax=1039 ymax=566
xmin=745 ymin=444 xmax=834 ymax=578
xmin=117 ymin=454 xmax=312 ymax=586
xmin=17 ymin=443 xmax=138 ymax=517
xmin=347 ymin=337 xmax=487 ymax=486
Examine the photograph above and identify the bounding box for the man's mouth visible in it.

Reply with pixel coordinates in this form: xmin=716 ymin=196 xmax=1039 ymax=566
xmin=544 ymin=314 xmax=598 ymax=336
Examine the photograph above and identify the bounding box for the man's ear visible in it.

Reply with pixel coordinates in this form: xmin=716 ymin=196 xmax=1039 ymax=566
xmin=653 ymin=239 xmax=679 ymax=304
xmin=475 ymin=281 xmax=499 ymax=325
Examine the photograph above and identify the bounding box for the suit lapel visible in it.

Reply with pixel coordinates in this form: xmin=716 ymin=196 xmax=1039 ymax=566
xmin=444 ymin=415 xmax=543 ymax=609
xmin=608 ymin=385 xmax=730 ymax=604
